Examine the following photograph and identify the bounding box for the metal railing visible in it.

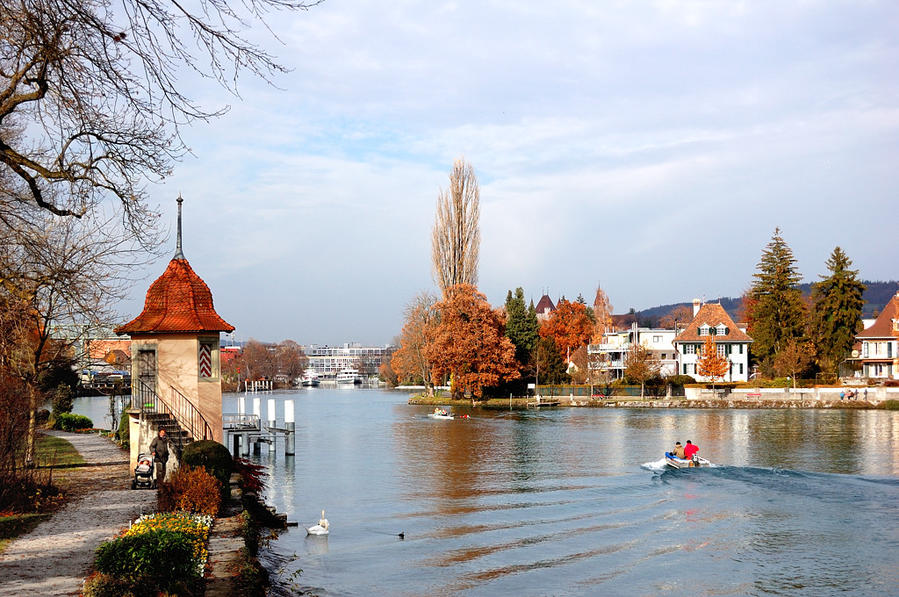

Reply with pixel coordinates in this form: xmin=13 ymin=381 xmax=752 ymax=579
xmin=133 ymin=379 xmax=214 ymax=444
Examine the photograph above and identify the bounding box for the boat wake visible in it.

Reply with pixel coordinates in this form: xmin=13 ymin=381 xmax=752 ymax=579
xmin=640 ymin=458 xmax=669 ymax=472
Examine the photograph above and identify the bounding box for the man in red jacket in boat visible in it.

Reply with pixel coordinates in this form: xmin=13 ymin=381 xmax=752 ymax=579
xmin=684 ymin=440 xmax=699 ymax=465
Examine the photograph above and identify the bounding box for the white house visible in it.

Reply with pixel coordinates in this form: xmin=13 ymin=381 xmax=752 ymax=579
xmin=855 ymin=290 xmax=899 ymax=379
xmin=673 ymin=300 xmax=752 ymax=382
xmin=587 ymin=323 xmax=679 ymax=379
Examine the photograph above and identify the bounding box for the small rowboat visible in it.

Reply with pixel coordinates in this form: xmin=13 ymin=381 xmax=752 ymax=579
xmin=428 ymin=412 xmax=454 ymax=420
xmin=665 ymin=452 xmax=712 ymax=469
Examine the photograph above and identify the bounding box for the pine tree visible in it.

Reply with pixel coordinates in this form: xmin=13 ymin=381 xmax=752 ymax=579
xmin=536 ymin=336 xmax=569 ymax=384
xmin=747 ymin=228 xmax=807 ymax=375
xmin=810 ymin=247 xmax=866 ymax=375
xmin=504 ymin=288 xmax=539 ymax=365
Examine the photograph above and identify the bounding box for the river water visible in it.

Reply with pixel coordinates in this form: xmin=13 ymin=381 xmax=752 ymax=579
xmin=75 ymin=389 xmax=899 ymax=596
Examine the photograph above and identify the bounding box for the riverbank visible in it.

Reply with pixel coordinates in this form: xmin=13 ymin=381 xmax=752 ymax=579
xmin=409 ymin=393 xmax=886 ymax=409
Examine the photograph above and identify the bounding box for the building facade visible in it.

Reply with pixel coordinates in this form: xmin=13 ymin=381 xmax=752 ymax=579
xmin=855 ymin=290 xmax=899 ymax=379
xmin=587 ymin=323 xmax=679 ymax=379
xmin=305 ymin=343 xmax=393 ymax=378
xmin=673 ymin=300 xmax=752 ymax=382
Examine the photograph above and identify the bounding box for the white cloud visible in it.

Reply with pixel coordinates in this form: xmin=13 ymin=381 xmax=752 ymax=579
xmin=117 ymin=0 xmax=899 ymax=342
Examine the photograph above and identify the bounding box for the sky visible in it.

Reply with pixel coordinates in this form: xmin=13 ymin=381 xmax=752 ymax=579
xmin=119 ymin=0 xmax=899 ymax=346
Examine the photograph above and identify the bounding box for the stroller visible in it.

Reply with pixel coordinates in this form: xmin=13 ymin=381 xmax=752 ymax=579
xmin=131 ymin=452 xmax=156 ymax=489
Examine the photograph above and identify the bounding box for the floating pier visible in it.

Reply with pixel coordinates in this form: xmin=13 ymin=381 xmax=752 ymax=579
xmin=224 ymin=395 xmax=296 ymax=457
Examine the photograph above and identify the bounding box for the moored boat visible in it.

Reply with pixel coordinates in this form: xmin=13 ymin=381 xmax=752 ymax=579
xmin=301 ymin=373 xmax=321 ymax=387
xmin=336 ymin=368 xmax=360 ymax=385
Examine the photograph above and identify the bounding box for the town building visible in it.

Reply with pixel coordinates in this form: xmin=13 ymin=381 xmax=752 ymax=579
xmin=855 ymin=290 xmax=899 ymax=379
xmin=673 ymin=299 xmax=752 ymax=382
xmin=587 ymin=323 xmax=679 ymax=379
xmin=116 ymin=197 xmax=233 ymax=470
xmin=305 ymin=343 xmax=393 ymax=378
xmin=535 ymin=294 xmax=556 ymax=321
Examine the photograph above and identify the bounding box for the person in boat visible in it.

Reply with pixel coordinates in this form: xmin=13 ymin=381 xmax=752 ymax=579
xmin=673 ymin=441 xmax=686 ymax=459
xmin=684 ymin=440 xmax=699 ymax=464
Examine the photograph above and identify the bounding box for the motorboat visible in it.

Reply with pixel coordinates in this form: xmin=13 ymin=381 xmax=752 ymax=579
xmin=307 ymin=510 xmax=329 ymax=536
xmin=336 ymin=368 xmax=361 ymax=385
xmin=428 ymin=408 xmax=454 ymax=420
xmin=300 ymin=373 xmax=320 ymax=387
xmin=665 ymin=452 xmax=712 ymax=469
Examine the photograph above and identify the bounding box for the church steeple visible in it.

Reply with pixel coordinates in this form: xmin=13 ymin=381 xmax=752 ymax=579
xmin=174 ymin=195 xmax=185 ymax=260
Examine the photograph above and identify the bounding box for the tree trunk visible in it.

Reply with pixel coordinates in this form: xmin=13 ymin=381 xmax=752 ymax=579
xmin=24 ymin=385 xmax=36 ymax=467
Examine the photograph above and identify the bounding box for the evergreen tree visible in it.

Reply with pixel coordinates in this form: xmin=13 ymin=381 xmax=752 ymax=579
xmin=504 ymin=288 xmax=539 ymax=365
xmin=810 ymin=247 xmax=866 ymax=374
xmin=747 ymin=228 xmax=807 ymax=375
xmin=536 ymin=336 xmax=569 ymax=384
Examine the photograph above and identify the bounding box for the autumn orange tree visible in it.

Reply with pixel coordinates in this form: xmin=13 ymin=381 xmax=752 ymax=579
xmin=696 ymin=336 xmax=730 ymax=390
xmin=539 ymin=297 xmax=593 ymax=362
xmin=391 ymin=293 xmax=438 ymax=393
xmin=424 ymin=284 xmax=519 ymax=399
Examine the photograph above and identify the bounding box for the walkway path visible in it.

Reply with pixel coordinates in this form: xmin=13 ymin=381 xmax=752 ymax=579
xmin=0 ymin=431 xmax=157 ymax=596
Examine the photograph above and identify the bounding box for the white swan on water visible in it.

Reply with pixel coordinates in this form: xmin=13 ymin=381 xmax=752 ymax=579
xmin=306 ymin=510 xmax=329 ymax=535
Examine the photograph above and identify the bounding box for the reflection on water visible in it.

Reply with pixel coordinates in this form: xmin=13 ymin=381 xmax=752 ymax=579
xmin=79 ymin=390 xmax=899 ymax=596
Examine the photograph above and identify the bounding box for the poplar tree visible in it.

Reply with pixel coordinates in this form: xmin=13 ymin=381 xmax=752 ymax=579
xmin=504 ymin=288 xmax=538 ymax=365
xmin=810 ymin=247 xmax=866 ymax=374
xmin=747 ymin=228 xmax=807 ymax=375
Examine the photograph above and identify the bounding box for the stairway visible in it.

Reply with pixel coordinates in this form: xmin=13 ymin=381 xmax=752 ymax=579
xmin=143 ymin=412 xmax=193 ymax=454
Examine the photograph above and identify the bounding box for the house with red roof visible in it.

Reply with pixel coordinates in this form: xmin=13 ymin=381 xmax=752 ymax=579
xmin=673 ymin=299 xmax=753 ymax=382
xmin=855 ymin=289 xmax=899 ymax=379
xmin=116 ymin=197 xmax=233 ymax=469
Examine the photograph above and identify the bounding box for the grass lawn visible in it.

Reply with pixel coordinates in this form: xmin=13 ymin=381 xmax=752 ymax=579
xmin=35 ymin=434 xmax=84 ymax=467
xmin=0 ymin=512 xmax=52 ymax=554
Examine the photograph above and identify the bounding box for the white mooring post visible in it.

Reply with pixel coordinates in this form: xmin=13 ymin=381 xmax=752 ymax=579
xmin=252 ymin=397 xmax=261 ymax=453
xmin=267 ymin=398 xmax=276 ymax=431
xmin=285 ymin=399 xmax=295 ymax=456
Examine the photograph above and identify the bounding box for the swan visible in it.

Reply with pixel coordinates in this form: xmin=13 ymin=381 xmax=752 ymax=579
xmin=306 ymin=509 xmax=329 ymax=535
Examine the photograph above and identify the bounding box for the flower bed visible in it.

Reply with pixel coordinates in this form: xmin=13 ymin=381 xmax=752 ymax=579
xmin=126 ymin=512 xmax=213 ymax=575
xmin=85 ymin=511 xmax=213 ymax=596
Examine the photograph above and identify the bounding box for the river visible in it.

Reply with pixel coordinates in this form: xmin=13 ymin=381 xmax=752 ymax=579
xmin=75 ymin=389 xmax=899 ymax=596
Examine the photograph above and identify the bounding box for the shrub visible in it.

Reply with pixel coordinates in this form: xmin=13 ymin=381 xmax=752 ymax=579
xmin=158 ymin=465 xmax=222 ymax=516
xmin=880 ymin=400 xmax=899 ymax=411
xmin=181 ymin=440 xmax=233 ymax=496
xmin=82 ymin=572 xmax=143 ymax=597
xmin=665 ymin=375 xmax=696 ymax=388
xmin=35 ymin=408 xmax=50 ymax=426
xmin=234 ymin=457 xmax=268 ymax=494
xmin=53 ymin=413 xmax=93 ymax=431
xmin=50 ymin=383 xmax=75 ymax=415
xmin=94 ymin=528 xmax=197 ymax=585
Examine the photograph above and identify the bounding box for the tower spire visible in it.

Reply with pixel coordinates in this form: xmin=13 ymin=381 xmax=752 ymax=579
xmin=174 ymin=195 xmax=185 ymax=259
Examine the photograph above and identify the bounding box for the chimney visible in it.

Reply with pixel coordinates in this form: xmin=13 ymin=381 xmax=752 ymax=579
xmin=692 ymin=298 xmax=701 ymax=317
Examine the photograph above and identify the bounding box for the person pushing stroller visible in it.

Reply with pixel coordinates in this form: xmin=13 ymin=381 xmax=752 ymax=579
xmin=149 ymin=428 xmax=170 ymax=483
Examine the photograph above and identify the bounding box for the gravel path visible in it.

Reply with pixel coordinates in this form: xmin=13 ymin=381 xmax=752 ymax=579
xmin=0 ymin=431 xmax=157 ymax=597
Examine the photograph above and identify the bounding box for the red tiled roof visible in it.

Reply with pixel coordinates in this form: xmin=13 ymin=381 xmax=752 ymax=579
xmin=115 ymin=258 xmax=234 ymax=335
xmin=857 ymin=290 xmax=899 ymax=338
xmin=535 ymin=294 xmax=556 ymax=314
xmin=674 ymin=303 xmax=752 ymax=343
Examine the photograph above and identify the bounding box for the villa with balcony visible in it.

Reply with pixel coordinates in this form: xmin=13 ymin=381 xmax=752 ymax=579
xmin=587 ymin=323 xmax=679 ymax=379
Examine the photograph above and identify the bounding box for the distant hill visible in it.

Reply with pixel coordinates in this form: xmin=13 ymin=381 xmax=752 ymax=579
xmin=633 ymin=280 xmax=897 ymax=326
